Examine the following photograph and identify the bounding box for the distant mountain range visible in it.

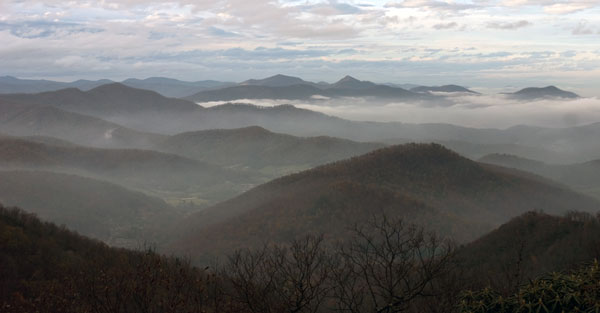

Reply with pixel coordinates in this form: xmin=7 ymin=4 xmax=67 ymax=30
xmin=0 ymin=75 xmax=233 ymax=98
xmin=1 ymin=83 xmax=599 ymax=163
xmin=0 ymin=75 xmax=113 ymax=94
xmin=171 ymin=144 xmax=599 ymax=261
xmin=184 ymin=75 xmax=424 ymax=101
xmin=1 ymin=74 xmax=582 ymax=102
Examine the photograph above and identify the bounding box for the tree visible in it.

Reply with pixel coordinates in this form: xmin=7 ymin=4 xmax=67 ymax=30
xmin=223 ymin=235 xmax=331 ymax=313
xmin=331 ymin=215 xmax=455 ymax=313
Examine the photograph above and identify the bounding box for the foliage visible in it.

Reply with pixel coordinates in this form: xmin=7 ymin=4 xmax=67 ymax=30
xmin=459 ymin=261 xmax=600 ymax=313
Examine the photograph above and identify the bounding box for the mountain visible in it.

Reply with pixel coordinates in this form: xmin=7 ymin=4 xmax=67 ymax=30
xmin=0 ymin=170 xmax=171 ymax=246
xmin=0 ymin=83 xmax=206 ymax=134
xmin=156 ymin=126 xmax=384 ymax=174
xmin=240 ymin=74 xmax=317 ymax=88
xmin=0 ymin=83 xmax=200 ymax=117
xmin=0 ymin=75 xmax=234 ymax=97
xmin=329 ymin=75 xmax=378 ymax=90
xmin=171 ymin=144 xmax=599 ymax=261
xmin=458 ymin=211 xmax=600 ymax=289
xmin=479 ymin=153 xmax=600 ymax=199
xmin=0 ymin=75 xmax=113 ymax=94
xmin=410 ymin=85 xmax=478 ymax=94
xmin=185 ymin=75 xmax=422 ymax=102
xmin=506 ymin=86 xmax=579 ymax=100
xmin=0 ymin=136 xmax=255 ymax=204
xmin=0 ymin=101 xmax=164 ymax=148
xmin=5 ymin=85 xmax=600 ymax=163
xmin=384 ymin=83 xmax=421 ymax=90
xmin=190 ymin=104 xmax=600 ymax=163
xmin=0 ymin=204 xmax=213 ymax=312
xmin=185 ymin=84 xmax=323 ymax=102
xmin=122 ymin=77 xmax=234 ymax=98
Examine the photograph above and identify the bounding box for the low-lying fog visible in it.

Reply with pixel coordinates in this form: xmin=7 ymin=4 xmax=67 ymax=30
xmin=198 ymin=93 xmax=600 ymax=129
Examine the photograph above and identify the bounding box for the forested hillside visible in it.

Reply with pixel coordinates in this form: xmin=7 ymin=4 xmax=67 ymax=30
xmin=172 ymin=144 xmax=600 ymax=261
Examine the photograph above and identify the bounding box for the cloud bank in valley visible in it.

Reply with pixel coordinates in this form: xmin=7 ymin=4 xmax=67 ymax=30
xmin=198 ymin=95 xmax=600 ymax=129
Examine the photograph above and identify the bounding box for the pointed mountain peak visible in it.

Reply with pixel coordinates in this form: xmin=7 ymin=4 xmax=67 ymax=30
xmin=331 ymin=75 xmax=376 ymax=90
xmin=337 ymin=75 xmax=359 ymax=83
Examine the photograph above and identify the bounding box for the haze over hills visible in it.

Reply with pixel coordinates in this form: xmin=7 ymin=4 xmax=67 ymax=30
xmin=479 ymin=153 xmax=600 ymax=199
xmin=156 ymin=126 xmax=384 ymax=174
xmin=506 ymin=86 xmax=580 ymax=100
xmin=121 ymin=77 xmax=235 ymax=98
xmin=0 ymin=170 xmax=171 ymax=246
xmin=171 ymin=144 xmax=599 ymax=261
xmin=0 ymin=136 xmax=257 ymax=206
xmin=2 ymin=83 xmax=599 ymax=163
xmin=0 ymin=101 xmax=164 ymax=148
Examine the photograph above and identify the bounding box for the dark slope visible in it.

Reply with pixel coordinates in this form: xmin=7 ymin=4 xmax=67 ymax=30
xmin=156 ymin=126 xmax=384 ymax=171
xmin=411 ymin=85 xmax=478 ymax=94
xmin=458 ymin=211 xmax=600 ymax=289
xmin=122 ymin=77 xmax=234 ymax=98
xmin=0 ymin=170 xmax=170 ymax=245
xmin=0 ymin=136 xmax=253 ymax=198
xmin=0 ymin=102 xmax=164 ymax=148
xmin=0 ymin=204 xmax=211 ymax=312
xmin=506 ymin=86 xmax=579 ymax=100
xmin=172 ymin=144 xmax=599 ymax=260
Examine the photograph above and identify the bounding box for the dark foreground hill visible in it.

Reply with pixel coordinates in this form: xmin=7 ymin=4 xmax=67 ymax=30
xmin=0 ymin=204 xmax=214 ymax=313
xmin=2 ymin=203 xmax=599 ymax=313
xmin=458 ymin=211 xmax=600 ymax=291
xmin=0 ymin=170 xmax=171 ymax=246
xmin=171 ymin=144 xmax=599 ymax=261
xmin=156 ymin=126 xmax=384 ymax=173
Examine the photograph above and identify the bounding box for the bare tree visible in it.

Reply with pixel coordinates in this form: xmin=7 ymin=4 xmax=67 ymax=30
xmin=331 ymin=215 xmax=455 ymax=313
xmin=223 ymin=235 xmax=331 ymax=313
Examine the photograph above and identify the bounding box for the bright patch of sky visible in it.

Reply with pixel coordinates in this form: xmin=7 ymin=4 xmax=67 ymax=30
xmin=0 ymin=0 xmax=599 ymax=95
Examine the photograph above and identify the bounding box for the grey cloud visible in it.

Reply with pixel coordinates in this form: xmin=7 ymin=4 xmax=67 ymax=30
xmin=433 ymin=22 xmax=458 ymax=29
xmin=572 ymin=20 xmax=596 ymax=35
xmin=207 ymin=26 xmax=241 ymax=37
xmin=487 ymin=20 xmax=531 ymax=30
xmin=0 ymin=20 xmax=103 ymax=39
xmin=385 ymin=0 xmax=479 ymax=12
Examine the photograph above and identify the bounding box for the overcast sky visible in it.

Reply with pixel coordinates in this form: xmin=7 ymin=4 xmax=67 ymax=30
xmin=1 ymin=0 xmax=599 ymax=95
